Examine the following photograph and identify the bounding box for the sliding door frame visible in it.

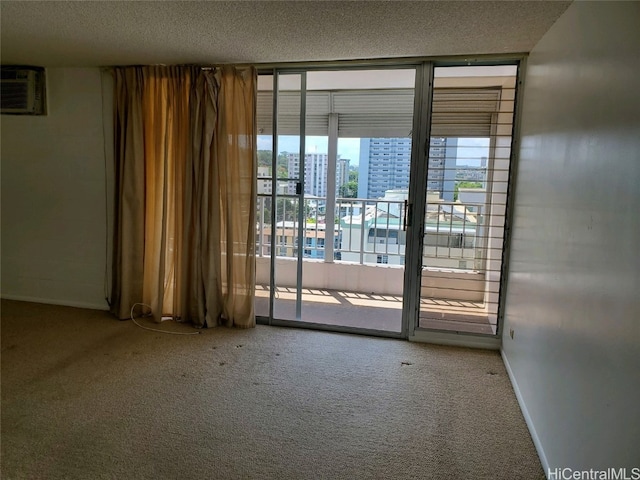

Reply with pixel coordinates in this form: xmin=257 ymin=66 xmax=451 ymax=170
xmin=402 ymin=62 xmax=434 ymax=339
xmin=259 ymin=63 xmax=422 ymax=339
xmin=408 ymin=58 xmax=525 ymax=348
xmin=268 ymin=70 xmax=307 ymax=324
xmin=256 ymin=55 xmax=526 ymax=348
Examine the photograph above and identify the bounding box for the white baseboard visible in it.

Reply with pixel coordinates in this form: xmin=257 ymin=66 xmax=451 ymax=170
xmin=0 ymin=294 xmax=109 ymax=312
xmin=501 ymin=349 xmax=549 ymax=477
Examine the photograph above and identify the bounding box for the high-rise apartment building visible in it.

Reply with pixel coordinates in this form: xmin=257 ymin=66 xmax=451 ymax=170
xmin=427 ymin=137 xmax=458 ymax=201
xmin=286 ymin=153 xmax=350 ymax=197
xmin=336 ymin=158 xmax=350 ymax=194
xmin=357 ymin=137 xmax=412 ymax=200
xmin=358 ymin=137 xmax=458 ymax=200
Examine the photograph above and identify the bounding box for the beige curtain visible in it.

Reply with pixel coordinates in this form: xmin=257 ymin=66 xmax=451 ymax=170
xmin=111 ymin=65 xmax=256 ymax=328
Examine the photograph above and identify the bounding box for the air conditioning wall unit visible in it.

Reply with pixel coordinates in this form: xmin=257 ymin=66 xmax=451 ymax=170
xmin=1 ymin=66 xmax=47 ymax=115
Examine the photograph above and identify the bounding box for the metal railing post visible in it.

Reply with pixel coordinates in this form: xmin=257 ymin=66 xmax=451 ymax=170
xmin=359 ymin=199 xmax=366 ymax=265
xmin=258 ymin=196 xmax=265 ymax=257
xmin=325 ymin=113 xmax=338 ymax=263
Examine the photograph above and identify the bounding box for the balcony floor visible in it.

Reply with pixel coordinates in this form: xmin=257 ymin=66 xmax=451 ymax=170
xmin=255 ymin=286 xmax=494 ymax=334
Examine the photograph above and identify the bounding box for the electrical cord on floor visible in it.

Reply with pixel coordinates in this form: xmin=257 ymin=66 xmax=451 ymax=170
xmin=130 ymin=303 xmax=201 ymax=335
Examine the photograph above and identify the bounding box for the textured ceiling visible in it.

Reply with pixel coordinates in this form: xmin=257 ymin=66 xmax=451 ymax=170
xmin=0 ymin=1 xmax=571 ymax=67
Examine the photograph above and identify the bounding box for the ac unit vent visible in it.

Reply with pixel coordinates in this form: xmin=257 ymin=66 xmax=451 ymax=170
xmin=1 ymin=66 xmax=47 ymax=115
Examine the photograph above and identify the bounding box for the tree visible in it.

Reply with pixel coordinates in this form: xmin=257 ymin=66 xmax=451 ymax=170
xmin=338 ymin=170 xmax=359 ymax=198
xmin=277 ymin=152 xmax=290 ymax=178
xmin=453 ymin=181 xmax=483 ymax=201
xmin=339 ymin=181 xmax=358 ymax=198
xmin=259 ymin=198 xmax=297 ymax=225
xmin=257 ymin=150 xmax=272 ymax=167
xmin=276 ymin=198 xmax=296 ymax=222
xmin=258 ymin=150 xmax=300 ymax=180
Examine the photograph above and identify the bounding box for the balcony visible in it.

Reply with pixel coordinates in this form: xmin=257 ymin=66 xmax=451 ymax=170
xmin=255 ymin=194 xmax=496 ymax=335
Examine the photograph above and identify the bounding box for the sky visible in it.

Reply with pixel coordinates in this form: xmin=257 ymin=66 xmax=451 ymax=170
xmin=257 ymin=135 xmax=359 ymax=162
xmin=257 ymin=136 xmax=490 ymax=167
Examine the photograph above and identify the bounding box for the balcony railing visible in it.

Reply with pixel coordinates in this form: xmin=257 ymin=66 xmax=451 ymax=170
xmin=256 ymin=195 xmax=485 ymax=270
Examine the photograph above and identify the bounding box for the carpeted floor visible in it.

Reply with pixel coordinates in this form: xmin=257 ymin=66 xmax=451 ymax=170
xmin=1 ymin=300 xmax=543 ymax=479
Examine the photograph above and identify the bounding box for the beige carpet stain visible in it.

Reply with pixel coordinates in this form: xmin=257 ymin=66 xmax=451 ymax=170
xmin=1 ymin=300 xmax=543 ymax=479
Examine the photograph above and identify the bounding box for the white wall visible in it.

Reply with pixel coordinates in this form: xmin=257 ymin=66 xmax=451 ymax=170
xmin=502 ymin=1 xmax=640 ymax=473
xmin=1 ymin=68 xmax=112 ymax=310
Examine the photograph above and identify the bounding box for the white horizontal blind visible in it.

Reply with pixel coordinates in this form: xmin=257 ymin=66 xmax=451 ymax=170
xmin=335 ymin=90 xmax=414 ymax=137
xmin=258 ymin=91 xmax=329 ymax=136
xmin=257 ymin=88 xmax=500 ymax=138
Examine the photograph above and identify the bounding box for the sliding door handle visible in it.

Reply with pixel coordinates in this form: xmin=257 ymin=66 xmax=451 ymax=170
xmin=403 ymin=200 xmax=412 ymax=231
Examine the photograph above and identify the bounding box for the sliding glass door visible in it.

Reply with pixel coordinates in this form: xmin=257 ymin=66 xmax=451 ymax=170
xmin=256 ymin=67 xmax=417 ymax=335
xmin=412 ymin=64 xmax=519 ymax=337
xmin=254 ymin=72 xmax=307 ymax=321
xmin=256 ymin=61 xmax=520 ymax=340
xmin=272 ymin=72 xmax=307 ymax=321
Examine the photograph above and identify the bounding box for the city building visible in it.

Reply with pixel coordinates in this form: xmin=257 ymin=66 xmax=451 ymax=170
xmin=336 ymin=158 xmax=350 ymax=194
xmin=286 ymin=153 xmax=349 ymax=197
xmin=339 ymin=189 xmax=478 ymax=269
xmin=358 ymin=137 xmax=458 ymax=200
xmin=257 ymin=166 xmax=272 ymax=195
xmin=357 ymin=137 xmax=411 ymax=199
xmin=427 ymin=137 xmax=458 ymax=201
xmin=258 ymin=221 xmax=341 ymax=259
